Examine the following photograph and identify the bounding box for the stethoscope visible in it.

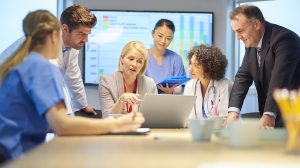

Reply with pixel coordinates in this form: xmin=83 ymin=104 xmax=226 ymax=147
xmin=193 ymin=79 xmax=217 ymax=118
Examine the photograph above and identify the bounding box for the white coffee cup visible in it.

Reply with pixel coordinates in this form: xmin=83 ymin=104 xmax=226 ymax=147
xmin=212 ymin=116 xmax=226 ymax=130
xmin=228 ymin=119 xmax=261 ymax=148
xmin=188 ymin=118 xmax=215 ymax=141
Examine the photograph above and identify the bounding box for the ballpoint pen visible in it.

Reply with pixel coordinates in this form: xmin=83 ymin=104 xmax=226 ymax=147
xmin=92 ymin=109 xmax=97 ymax=116
xmin=132 ymin=103 xmax=138 ymax=121
xmin=133 ymin=111 xmax=136 ymax=121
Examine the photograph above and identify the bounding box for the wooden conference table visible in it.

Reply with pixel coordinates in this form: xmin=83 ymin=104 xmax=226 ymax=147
xmin=3 ymin=129 xmax=300 ymax=168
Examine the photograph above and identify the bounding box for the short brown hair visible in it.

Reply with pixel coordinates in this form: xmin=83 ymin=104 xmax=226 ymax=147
xmin=230 ymin=5 xmax=265 ymax=23
xmin=188 ymin=45 xmax=227 ymax=80
xmin=60 ymin=5 xmax=97 ymax=32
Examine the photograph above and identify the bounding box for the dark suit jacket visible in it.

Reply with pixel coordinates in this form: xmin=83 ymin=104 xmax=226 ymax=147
xmin=229 ymin=21 xmax=300 ymax=127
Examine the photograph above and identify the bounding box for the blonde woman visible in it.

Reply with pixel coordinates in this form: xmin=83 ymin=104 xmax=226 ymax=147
xmin=99 ymin=41 xmax=158 ymax=117
xmin=0 ymin=10 xmax=144 ymax=161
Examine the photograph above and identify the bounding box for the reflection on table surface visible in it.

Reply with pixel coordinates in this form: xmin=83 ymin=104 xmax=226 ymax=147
xmin=3 ymin=129 xmax=300 ymax=168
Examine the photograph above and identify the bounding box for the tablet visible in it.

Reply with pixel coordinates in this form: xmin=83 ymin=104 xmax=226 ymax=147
xmin=157 ymin=76 xmax=190 ymax=87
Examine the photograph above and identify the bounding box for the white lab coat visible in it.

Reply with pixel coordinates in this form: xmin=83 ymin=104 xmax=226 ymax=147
xmin=183 ymin=78 xmax=232 ymax=119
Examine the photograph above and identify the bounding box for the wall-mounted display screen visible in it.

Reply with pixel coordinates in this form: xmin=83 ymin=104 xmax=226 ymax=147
xmin=84 ymin=10 xmax=213 ymax=84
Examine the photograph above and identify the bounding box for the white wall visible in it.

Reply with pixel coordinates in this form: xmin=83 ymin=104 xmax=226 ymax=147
xmin=0 ymin=0 xmax=57 ymax=54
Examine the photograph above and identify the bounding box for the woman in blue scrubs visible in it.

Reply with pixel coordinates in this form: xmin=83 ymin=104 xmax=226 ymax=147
xmin=0 ymin=10 xmax=144 ymax=162
xmin=145 ymin=19 xmax=186 ymax=94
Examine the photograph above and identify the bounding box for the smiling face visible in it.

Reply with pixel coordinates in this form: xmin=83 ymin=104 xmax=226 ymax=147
xmin=231 ymin=14 xmax=262 ymax=48
xmin=121 ymin=49 xmax=146 ymax=78
xmin=62 ymin=24 xmax=91 ymax=49
xmin=152 ymin=25 xmax=174 ymax=52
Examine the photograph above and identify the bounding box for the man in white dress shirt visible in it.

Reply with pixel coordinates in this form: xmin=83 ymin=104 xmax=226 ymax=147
xmin=0 ymin=5 xmax=97 ymax=115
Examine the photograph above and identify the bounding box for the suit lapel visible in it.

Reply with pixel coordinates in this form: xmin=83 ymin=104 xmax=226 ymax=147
xmin=116 ymin=71 xmax=124 ymax=98
xmin=137 ymin=75 xmax=143 ymax=95
xmin=259 ymin=22 xmax=272 ymax=78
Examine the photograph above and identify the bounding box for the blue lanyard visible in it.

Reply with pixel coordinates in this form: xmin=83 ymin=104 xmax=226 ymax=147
xmin=202 ymin=100 xmax=207 ymax=118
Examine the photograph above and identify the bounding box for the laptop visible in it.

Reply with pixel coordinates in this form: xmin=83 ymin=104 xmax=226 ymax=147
xmin=139 ymin=94 xmax=196 ymax=128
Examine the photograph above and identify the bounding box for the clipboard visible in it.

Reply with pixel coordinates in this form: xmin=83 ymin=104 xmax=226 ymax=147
xmin=157 ymin=76 xmax=190 ymax=87
xmin=74 ymin=109 xmax=102 ymax=119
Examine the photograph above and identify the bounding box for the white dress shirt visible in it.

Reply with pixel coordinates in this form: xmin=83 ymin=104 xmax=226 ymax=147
xmin=228 ymin=34 xmax=275 ymax=118
xmin=58 ymin=46 xmax=88 ymax=110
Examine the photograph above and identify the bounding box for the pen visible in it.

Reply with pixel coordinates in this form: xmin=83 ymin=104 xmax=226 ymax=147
xmin=131 ymin=103 xmax=138 ymax=121
xmin=133 ymin=111 xmax=136 ymax=121
xmin=92 ymin=110 xmax=97 ymax=116
xmin=132 ymin=95 xmax=142 ymax=120
xmin=81 ymin=108 xmax=97 ymax=115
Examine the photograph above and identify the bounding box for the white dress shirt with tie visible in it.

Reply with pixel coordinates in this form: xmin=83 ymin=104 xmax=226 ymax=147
xmin=228 ymin=34 xmax=275 ymax=118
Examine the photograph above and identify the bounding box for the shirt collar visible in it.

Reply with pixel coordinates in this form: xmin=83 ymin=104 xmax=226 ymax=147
xmin=256 ymin=33 xmax=264 ymax=49
xmin=62 ymin=44 xmax=71 ymax=53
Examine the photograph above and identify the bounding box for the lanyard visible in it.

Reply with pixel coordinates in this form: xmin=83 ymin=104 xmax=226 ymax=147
xmin=123 ymin=79 xmax=138 ymax=113
xmin=202 ymin=100 xmax=207 ymax=118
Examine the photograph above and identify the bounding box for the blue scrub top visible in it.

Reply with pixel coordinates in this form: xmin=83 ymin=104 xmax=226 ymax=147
xmin=0 ymin=52 xmax=65 ymax=160
xmin=145 ymin=49 xmax=186 ymax=93
xmin=145 ymin=49 xmax=186 ymax=84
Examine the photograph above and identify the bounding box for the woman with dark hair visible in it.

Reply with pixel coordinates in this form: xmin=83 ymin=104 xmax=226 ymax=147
xmin=184 ymin=45 xmax=232 ymax=119
xmin=145 ymin=19 xmax=186 ymax=94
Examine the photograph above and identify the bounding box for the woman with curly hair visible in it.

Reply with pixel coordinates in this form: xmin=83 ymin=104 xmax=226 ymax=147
xmin=184 ymin=45 xmax=232 ymax=119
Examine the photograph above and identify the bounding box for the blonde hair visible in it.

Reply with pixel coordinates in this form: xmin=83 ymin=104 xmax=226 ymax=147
xmin=0 ymin=10 xmax=60 ymax=82
xmin=118 ymin=41 xmax=148 ymax=75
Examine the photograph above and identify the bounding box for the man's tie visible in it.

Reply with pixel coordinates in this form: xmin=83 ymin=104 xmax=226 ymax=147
xmin=62 ymin=47 xmax=71 ymax=53
xmin=256 ymin=47 xmax=261 ymax=67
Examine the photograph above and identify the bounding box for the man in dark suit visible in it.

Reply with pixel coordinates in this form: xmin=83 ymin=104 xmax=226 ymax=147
xmin=227 ymin=5 xmax=300 ymax=128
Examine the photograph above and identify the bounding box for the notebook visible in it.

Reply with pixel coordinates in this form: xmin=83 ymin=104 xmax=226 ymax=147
xmin=139 ymin=94 xmax=196 ymax=128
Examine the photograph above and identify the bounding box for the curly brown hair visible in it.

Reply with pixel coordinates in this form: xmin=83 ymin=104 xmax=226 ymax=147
xmin=187 ymin=45 xmax=227 ymax=80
